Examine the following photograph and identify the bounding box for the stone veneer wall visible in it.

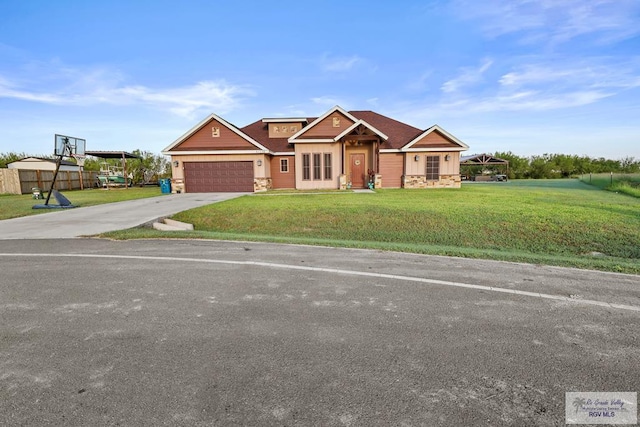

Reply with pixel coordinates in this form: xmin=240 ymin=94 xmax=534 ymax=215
xmin=339 ymin=174 xmax=383 ymax=189
xmin=402 ymin=175 xmax=461 ymax=189
xmin=339 ymin=174 xmax=348 ymax=190
xmin=254 ymin=177 xmax=272 ymax=192
xmin=171 ymin=178 xmax=185 ymax=193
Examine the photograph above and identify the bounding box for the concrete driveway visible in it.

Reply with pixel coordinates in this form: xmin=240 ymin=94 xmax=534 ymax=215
xmin=0 ymin=192 xmax=246 ymax=239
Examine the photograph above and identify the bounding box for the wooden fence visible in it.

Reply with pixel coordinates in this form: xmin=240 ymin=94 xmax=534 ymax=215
xmin=0 ymin=169 xmax=98 ymax=195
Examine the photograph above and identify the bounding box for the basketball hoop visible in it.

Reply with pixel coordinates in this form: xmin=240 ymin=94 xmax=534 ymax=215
xmin=72 ymin=154 xmax=86 ymax=167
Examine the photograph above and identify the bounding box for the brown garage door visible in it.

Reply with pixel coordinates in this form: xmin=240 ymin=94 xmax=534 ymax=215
xmin=184 ymin=161 xmax=254 ymax=192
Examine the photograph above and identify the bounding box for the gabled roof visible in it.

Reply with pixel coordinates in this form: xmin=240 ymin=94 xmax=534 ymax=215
xmin=402 ymin=125 xmax=469 ymax=151
xmin=162 ymin=113 xmax=269 ymax=154
xmin=350 ymin=111 xmax=423 ymax=149
xmin=333 ymin=119 xmax=389 ymax=142
xmin=288 ymin=105 xmax=359 ymax=143
xmin=460 ymin=153 xmax=509 ymax=165
xmin=162 ymin=106 xmax=469 ymax=155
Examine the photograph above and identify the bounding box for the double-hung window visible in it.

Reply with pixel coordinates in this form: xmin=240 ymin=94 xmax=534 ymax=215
xmin=280 ymin=158 xmax=289 ymax=173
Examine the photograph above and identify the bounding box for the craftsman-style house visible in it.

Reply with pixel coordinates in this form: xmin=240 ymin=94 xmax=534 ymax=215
xmin=162 ymin=106 xmax=469 ymax=192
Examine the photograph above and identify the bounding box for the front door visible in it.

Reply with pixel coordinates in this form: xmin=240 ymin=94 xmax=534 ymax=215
xmin=350 ymin=153 xmax=365 ymax=188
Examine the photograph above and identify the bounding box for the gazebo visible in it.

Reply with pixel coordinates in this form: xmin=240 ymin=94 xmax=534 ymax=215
xmin=460 ymin=153 xmax=509 ymax=181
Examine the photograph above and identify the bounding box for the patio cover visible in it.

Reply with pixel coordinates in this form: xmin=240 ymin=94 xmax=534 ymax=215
xmin=85 ymin=151 xmax=140 ymax=189
xmin=460 ymin=153 xmax=509 ymax=166
xmin=84 ymin=151 xmax=140 ymax=159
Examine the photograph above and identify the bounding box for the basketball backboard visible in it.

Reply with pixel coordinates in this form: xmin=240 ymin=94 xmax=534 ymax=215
xmin=55 ymin=134 xmax=86 ymax=156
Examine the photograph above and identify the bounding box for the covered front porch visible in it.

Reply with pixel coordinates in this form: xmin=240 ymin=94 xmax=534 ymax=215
xmin=338 ymin=122 xmax=385 ymax=189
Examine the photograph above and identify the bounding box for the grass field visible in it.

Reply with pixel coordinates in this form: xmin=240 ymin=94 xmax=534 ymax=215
xmin=0 ymin=187 xmax=164 ymax=220
xmin=102 ymin=179 xmax=640 ymax=274
xmin=580 ymin=173 xmax=640 ymax=198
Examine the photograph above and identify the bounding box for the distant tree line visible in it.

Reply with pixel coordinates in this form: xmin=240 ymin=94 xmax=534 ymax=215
xmin=0 ymin=152 xmax=33 ymax=168
xmin=0 ymin=150 xmax=170 ymax=184
xmin=468 ymin=152 xmax=640 ymax=180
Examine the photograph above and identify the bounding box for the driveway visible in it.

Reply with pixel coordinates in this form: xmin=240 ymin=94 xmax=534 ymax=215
xmin=0 ymin=193 xmax=246 ymax=239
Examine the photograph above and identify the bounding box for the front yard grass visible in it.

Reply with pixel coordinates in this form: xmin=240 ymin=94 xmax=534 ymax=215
xmin=0 ymin=187 xmax=164 ymax=220
xmin=580 ymin=173 xmax=640 ymax=198
xmin=101 ymin=179 xmax=640 ymax=274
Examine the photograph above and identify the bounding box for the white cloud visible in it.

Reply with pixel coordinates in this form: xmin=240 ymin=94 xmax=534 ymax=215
xmin=499 ymin=67 xmax=575 ymax=86
xmin=0 ymin=78 xmax=65 ymax=104
xmin=111 ymin=81 xmax=254 ymax=117
xmin=321 ymin=54 xmax=363 ymax=72
xmin=432 ymin=56 xmax=640 ymax=115
xmin=366 ymin=97 xmax=379 ymax=107
xmin=442 ymin=89 xmax=614 ymax=113
xmin=452 ymin=0 xmax=640 ymax=45
xmin=499 ymin=62 xmax=640 ymax=90
xmin=495 ymin=60 xmax=640 ymax=109
xmin=0 ymin=65 xmax=255 ymax=118
xmin=406 ymin=70 xmax=434 ymax=92
xmin=441 ymin=58 xmax=493 ymax=93
xmin=310 ymin=96 xmax=346 ymax=107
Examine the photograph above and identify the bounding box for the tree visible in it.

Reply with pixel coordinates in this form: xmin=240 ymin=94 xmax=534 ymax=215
xmin=127 ymin=150 xmax=170 ymax=184
xmin=573 ymin=156 xmax=592 ymax=175
xmin=494 ymin=151 xmax=529 ymax=179
xmin=1 ymin=152 xmax=31 ymax=168
xmin=78 ymin=156 xmax=101 ymax=172
xmin=591 ymin=157 xmax=621 ymax=173
xmin=620 ymin=156 xmax=640 ymax=173
xmin=528 ymin=155 xmax=553 ymax=179
xmin=550 ymin=154 xmax=576 ymax=178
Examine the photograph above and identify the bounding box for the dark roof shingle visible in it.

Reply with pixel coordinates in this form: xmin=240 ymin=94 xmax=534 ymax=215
xmin=350 ymin=111 xmax=424 ymax=149
xmin=242 ymin=110 xmax=427 ymax=151
xmin=241 ymin=119 xmax=295 ymax=153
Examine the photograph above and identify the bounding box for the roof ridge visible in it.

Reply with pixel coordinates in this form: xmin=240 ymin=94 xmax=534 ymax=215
xmin=350 ymin=110 xmax=423 ymax=132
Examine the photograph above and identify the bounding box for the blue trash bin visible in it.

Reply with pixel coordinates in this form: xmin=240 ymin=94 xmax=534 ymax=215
xmin=160 ymin=178 xmax=172 ymax=194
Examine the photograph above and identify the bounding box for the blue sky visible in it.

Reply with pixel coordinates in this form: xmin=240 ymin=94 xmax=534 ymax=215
xmin=1 ymin=0 xmax=639 ymax=158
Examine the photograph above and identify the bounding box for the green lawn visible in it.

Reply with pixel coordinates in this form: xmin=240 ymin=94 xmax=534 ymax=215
xmin=580 ymin=173 xmax=640 ymax=198
xmin=102 ymin=179 xmax=640 ymax=274
xmin=0 ymin=187 xmax=164 ymax=220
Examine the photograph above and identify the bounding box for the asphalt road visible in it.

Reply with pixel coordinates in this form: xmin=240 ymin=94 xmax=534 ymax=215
xmin=1 ymin=239 xmax=639 ymax=426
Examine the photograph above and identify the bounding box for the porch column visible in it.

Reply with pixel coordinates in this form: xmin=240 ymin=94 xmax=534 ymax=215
xmin=121 ymin=152 xmax=128 ymax=189
xmin=375 ymin=140 xmax=379 ymax=171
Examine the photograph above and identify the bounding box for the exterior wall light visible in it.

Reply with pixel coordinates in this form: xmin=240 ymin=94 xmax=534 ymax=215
xmin=414 ymin=155 xmax=420 ymax=162
xmin=257 ymin=159 xmax=263 ymax=166
xmin=173 ymin=160 xmax=179 ymax=167
xmin=445 ymin=154 xmax=451 ymax=161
